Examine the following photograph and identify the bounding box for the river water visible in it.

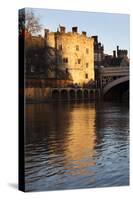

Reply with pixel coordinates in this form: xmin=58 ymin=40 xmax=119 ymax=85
xmin=25 ymin=102 xmax=129 ymax=191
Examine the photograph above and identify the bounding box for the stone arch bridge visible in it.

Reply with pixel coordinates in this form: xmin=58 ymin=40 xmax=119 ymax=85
xmin=98 ymin=66 xmax=129 ymax=100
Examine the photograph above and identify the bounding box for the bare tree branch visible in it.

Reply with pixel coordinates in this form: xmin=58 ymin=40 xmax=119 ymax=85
xmin=19 ymin=9 xmax=42 ymax=36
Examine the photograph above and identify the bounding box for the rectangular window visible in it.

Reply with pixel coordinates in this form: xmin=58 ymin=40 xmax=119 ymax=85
xmin=86 ymin=63 xmax=88 ymax=68
xmin=86 ymin=48 xmax=89 ymax=54
xmin=78 ymin=59 xmax=81 ymax=64
xmin=85 ymin=74 xmax=88 ymax=79
xmin=59 ymin=44 xmax=62 ymax=50
xmin=66 ymin=68 xmax=68 ymax=73
xmin=76 ymin=45 xmax=79 ymax=51
xmin=63 ymin=58 xmax=68 ymax=63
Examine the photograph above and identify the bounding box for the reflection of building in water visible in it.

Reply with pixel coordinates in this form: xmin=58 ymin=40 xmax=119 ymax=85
xmin=26 ymin=104 xmax=97 ymax=180
xmin=64 ymin=105 xmax=97 ymax=176
xmin=25 ymin=104 xmax=71 ymax=146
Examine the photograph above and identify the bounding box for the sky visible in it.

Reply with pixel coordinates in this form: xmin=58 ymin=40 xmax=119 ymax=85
xmin=27 ymin=8 xmax=130 ymax=56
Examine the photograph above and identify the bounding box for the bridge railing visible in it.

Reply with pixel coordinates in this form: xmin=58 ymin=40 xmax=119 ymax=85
xmin=99 ymin=66 xmax=129 ymax=75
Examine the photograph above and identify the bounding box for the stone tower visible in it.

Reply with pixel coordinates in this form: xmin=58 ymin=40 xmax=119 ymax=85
xmin=44 ymin=26 xmax=94 ymax=85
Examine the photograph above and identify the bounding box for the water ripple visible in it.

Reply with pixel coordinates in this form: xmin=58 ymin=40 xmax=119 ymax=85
xmin=25 ymin=102 xmax=129 ymax=191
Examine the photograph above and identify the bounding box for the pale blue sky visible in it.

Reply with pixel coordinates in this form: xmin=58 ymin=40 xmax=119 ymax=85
xmin=27 ymin=8 xmax=130 ymax=56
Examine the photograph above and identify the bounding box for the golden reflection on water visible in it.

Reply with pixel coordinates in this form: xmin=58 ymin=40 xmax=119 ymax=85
xmin=25 ymin=103 xmax=129 ymax=191
xmin=63 ymin=105 xmax=97 ymax=176
xmin=26 ymin=103 xmax=97 ymax=177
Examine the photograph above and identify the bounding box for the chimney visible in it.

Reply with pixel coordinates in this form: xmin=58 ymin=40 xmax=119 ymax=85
xmin=113 ymin=50 xmax=116 ymax=58
xmin=44 ymin=29 xmax=49 ymax=37
xmin=72 ymin=27 xmax=78 ymax=33
xmin=60 ymin=26 xmax=66 ymax=33
xmin=92 ymin=36 xmax=98 ymax=43
xmin=82 ymin=31 xmax=86 ymax=36
xmin=117 ymin=46 xmax=119 ymax=57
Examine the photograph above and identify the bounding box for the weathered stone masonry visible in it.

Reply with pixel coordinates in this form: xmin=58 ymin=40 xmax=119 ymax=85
xmin=44 ymin=26 xmax=94 ymax=85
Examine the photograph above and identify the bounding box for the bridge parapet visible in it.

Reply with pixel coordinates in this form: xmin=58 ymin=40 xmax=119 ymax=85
xmin=96 ymin=66 xmax=129 ymax=89
xmin=99 ymin=66 xmax=129 ymax=76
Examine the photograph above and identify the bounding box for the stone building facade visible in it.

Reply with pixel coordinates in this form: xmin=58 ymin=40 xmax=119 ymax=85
xmin=92 ymin=35 xmax=104 ymax=67
xmin=44 ymin=26 xmax=94 ymax=85
xmin=25 ymin=31 xmax=44 ymax=48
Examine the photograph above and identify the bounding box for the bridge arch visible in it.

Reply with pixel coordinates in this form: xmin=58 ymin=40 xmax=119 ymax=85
xmin=84 ymin=90 xmax=89 ymax=99
xmin=103 ymin=76 xmax=129 ymax=101
xmin=95 ymin=90 xmax=100 ymax=100
xmin=90 ymin=90 xmax=95 ymax=100
xmin=52 ymin=90 xmax=60 ymax=100
xmin=77 ymin=89 xmax=82 ymax=99
xmin=61 ymin=89 xmax=68 ymax=99
xmin=69 ymin=89 xmax=76 ymax=100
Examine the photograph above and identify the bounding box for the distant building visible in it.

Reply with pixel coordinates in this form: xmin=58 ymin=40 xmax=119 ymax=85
xmin=92 ymin=35 xmax=129 ymax=68
xmin=92 ymin=36 xmax=104 ymax=67
xmin=117 ymin=45 xmax=128 ymax=59
xmin=103 ymin=46 xmax=129 ymax=67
